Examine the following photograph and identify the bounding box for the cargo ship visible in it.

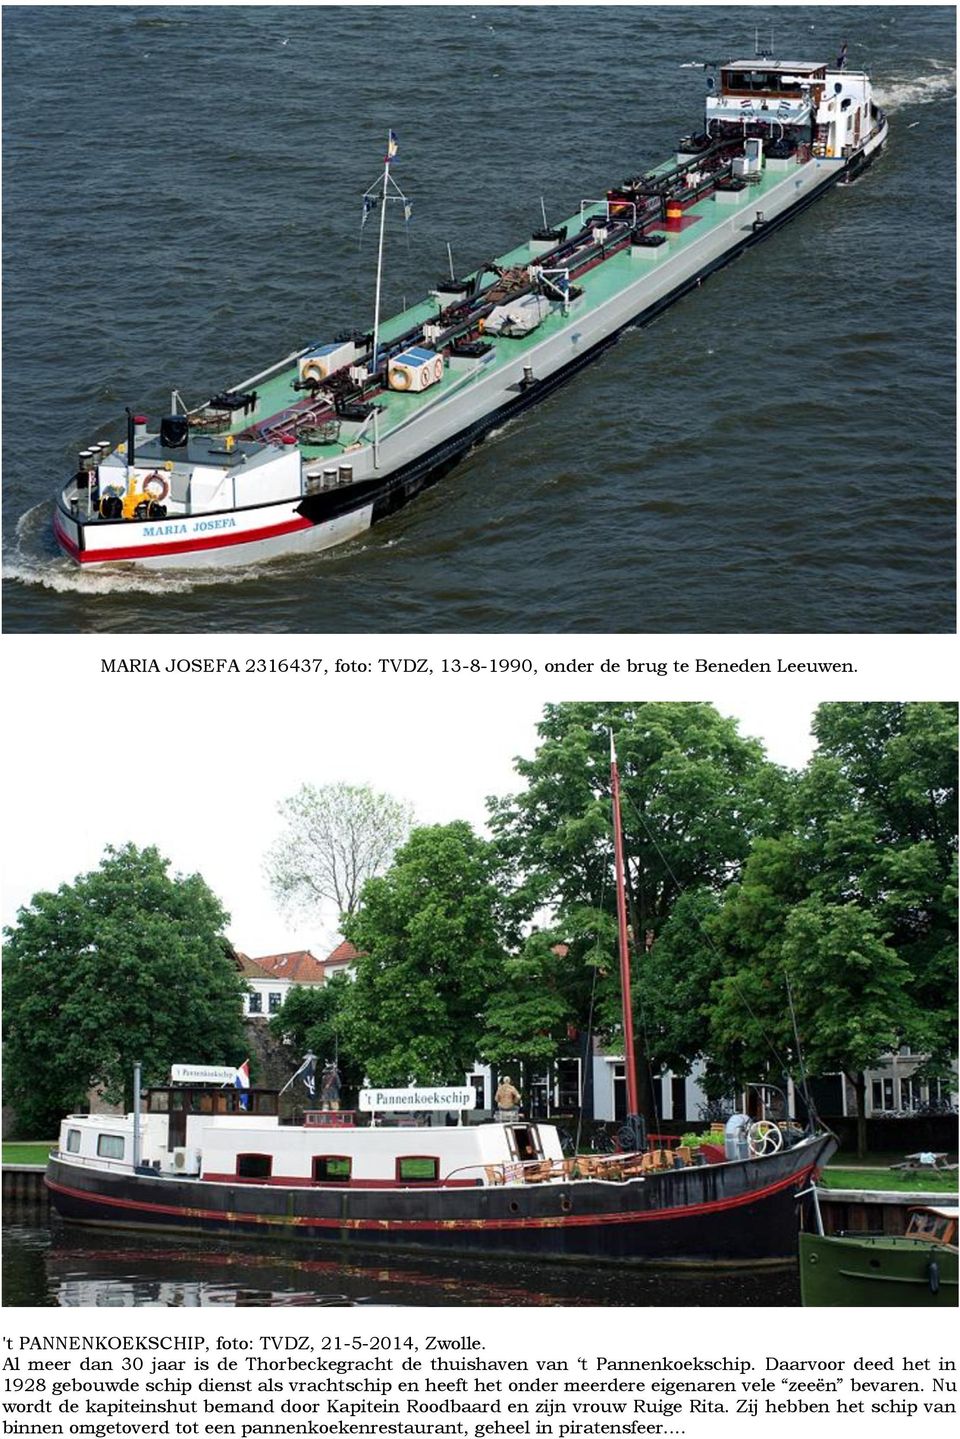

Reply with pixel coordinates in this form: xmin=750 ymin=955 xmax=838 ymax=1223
xmin=45 ymin=1089 xmax=834 ymax=1265
xmin=53 ymin=51 xmax=887 ymax=568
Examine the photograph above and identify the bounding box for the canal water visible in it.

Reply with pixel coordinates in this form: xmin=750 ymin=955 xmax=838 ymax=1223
xmin=3 ymin=1214 xmax=799 ymax=1307
xmin=2 ymin=5 xmax=955 ymax=634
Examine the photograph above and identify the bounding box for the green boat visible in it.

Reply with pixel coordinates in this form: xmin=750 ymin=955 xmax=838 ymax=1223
xmin=799 ymin=1206 xmax=958 ymax=1307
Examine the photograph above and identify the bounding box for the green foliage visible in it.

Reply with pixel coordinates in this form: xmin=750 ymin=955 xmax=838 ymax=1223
xmin=703 ymin=703 xmax=957 ymax=1151
xmin=479 ymin=931 xmax=573 ymax=1068
xmin=341 ymin=823 xmax=506 ymax=1084
xmin=2 ymin=844 xmax=245 ymax=1135
xmin=268 ymin=976 xmax=364 ymax=1097
xmin=265 ymin=782 xmax=413 ymax=921
xmin=488 ymin=703 xmax=791 ymax=1105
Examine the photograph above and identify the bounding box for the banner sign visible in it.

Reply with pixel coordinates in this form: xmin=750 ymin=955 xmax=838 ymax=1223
xmin=171 ymin=1064 xmax=238 ymax=1084
xmin=359 ymin=1087 xmax=476 ymax=1112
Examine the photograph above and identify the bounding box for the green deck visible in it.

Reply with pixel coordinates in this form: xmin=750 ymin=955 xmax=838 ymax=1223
xmin=229 ymin=162 xmax=791 ymax=460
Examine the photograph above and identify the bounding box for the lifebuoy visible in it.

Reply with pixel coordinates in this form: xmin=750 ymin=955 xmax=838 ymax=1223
xmin=433 ymin=357 xmax=444 ymax=382
xmin=390 ymin=366 xmax=411 ymax=391
xmin=301 ymin=358 xmax=325 ymax=383
xmin=142 ymin=471 xmax=170 ymax=502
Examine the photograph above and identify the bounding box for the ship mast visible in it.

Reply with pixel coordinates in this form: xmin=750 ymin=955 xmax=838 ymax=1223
xmin=362 ymin=130 xmax=407 ymax=469
xmin=609 ymin=733 xmax=640 ymax=1118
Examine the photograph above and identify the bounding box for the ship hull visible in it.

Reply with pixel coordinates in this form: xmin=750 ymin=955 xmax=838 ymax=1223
xmin=46 ymin=1135 xmax=833 ymax=1267
xmin=54 ymin=135 xmax=885 ymax=571
xmin=799 ymin=1230 xmax=959 ymax=1306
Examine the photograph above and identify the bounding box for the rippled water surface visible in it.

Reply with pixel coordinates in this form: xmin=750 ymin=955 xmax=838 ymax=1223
xmin=2 ymin=5 xmax=955 ymax=633
xmin=4 ymin=1216 xmax=801 ymax=1306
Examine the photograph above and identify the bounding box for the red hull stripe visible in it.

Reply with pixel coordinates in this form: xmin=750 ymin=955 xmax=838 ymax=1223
xmin=46 ymin=1165 xmax=815 ymax=1233
xmin=54 ymin=512 xmax=314 ymax=564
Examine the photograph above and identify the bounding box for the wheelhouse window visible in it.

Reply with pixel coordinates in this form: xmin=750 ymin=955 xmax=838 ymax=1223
xmin=236 ymin=1153 xmax=272 ymax=1179
xmin=96 ymin=1134 xmax=125 ymax=1160
xmin=396 ymin=1156 xmax=439 ymax=1183
xmin=313 ymin=1156 xmax=351 ymax=1183
xmin=65 ymin=1129 xmax=81 ymax=1153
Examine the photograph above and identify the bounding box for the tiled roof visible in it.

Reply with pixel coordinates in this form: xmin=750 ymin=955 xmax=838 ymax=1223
xmin=251 ymin=950 xmax=326 ymax=983
xmin=323 ymin=940 xmax=362 ymax=967
xmin=234 ymin=952 xmax=274 ymax=980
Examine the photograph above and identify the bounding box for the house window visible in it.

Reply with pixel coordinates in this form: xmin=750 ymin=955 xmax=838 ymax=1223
xmin=556 ymin=1058 xmax=581 ymax=1112
xmin=96 ymin=1134 xmax=125 ymax=1160
xmin=236 ymin=1153 xmax=272 ymax=1180
xmin=871 ymin=1077 xmax=894 ymax=1111
xmin=268 ymin=992 xmax=283 ymax=1014
xmin=396 ymin=1156 xmax=439 ymax=1183
xmin=899 ymin=1076 xmax=923 ymax=1112
xmin=313 ymin=1156 xmax=351 ymax=1183
xmin=248 ymin=992 xmax=262 ymax=1014
xmin=65 ymin=1129 xmax=81 ymax=1153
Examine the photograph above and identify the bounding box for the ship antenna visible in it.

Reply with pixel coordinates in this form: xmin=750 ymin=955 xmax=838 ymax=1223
xmin=369 ymin=131 xmax=397 ymax=386
xmin=446 ymin=241 xmax=456 ymax=282
xmin=540 ymin=196 xmax=549 ymax=229
xmin=361 ymin=130 xmax=409 ymax=467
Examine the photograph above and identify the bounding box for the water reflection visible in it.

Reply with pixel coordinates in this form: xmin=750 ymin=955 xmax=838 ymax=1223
xmin=3 ymin=1216 xmax=800 ymax=1307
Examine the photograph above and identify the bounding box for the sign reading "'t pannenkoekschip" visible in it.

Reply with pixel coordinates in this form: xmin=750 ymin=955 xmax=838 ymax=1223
xmin=359 ymin=1087 xmax=476 ymax=1111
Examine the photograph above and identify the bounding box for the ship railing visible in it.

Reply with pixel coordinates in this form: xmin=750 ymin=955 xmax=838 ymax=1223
xmin=482 ymin=1153 xmax=654 ymax=1187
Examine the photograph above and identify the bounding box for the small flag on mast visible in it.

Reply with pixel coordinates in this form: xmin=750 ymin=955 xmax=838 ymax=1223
xmin=279 ymin=1052 xmax=317 ymax=1098
xmin=360 ymin=192 xmax=378 ymax=232
xmin=386 ymin=129 xmax=399 ymax=161
xmin=234 ymin=1059 xmax=250 ymax=1110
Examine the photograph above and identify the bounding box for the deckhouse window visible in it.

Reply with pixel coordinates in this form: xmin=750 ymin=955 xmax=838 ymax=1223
xmin=236 ymin=1153 xmax=272 ymax=1180
xmin=96 ymin=1134 xmax=125 ymax=1160
xmin=65 ymin=1129 xmax=81 ymax=1153
xmin=396 ymin=1156 xmax=439 ymax=1183
xmin=313 ymin=1156 xmax=351 ymax=1183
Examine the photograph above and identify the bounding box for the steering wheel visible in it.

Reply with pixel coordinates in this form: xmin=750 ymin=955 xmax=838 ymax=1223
xmin=747 ymin=1120 xmax=784 ymax=1158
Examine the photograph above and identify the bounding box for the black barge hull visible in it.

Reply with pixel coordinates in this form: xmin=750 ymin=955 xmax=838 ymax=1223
xmin=46 ymin=1137 xmax=834 ymax=1267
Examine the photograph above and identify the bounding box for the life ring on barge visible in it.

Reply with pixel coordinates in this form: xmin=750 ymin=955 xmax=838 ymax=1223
xmin=142 ymin=471 xmax=170 ymax=502
xmin=389 ymin=366 xmax=411 ymax=391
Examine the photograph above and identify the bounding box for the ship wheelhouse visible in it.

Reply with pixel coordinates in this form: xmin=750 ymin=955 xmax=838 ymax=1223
xmin=706 ymin=60 xmax=825 ymax=153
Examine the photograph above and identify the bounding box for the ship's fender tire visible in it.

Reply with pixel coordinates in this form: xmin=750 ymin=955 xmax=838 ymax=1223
xmin=147 ymin=501 xmax=168 ymax=520
xmin=928 ymin=1260 xmax=940 ymax=1294
xmin=142 ymin=471 xmax=170 ymax=502
xmin=390 ymin=367 xmax=410 ymax=391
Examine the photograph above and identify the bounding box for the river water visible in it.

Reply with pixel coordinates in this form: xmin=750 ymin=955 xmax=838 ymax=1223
xmin=3 ymin=1214 xmax=799 ymax=1306
xmin=2 ymin=6 xmax=954 ymax=634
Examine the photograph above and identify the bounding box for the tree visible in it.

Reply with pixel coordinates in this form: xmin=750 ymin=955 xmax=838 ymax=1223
xmin=340 ymin=823 xmax=506 ymax=1084
xmin=2 ymin=844 xmax=246 ymax=1136
xmin=268 ymin=975 xmax=364 ymax=1101
xmin=265 ymin=782 xmax=413 ymax=922
xmin=706 ymin=703 xmax=958 ymax=1154
xmin=489 ymin=702 xmax=791 ymax=1117
xmin=479 ymin=931 xmax=575 ymax=1072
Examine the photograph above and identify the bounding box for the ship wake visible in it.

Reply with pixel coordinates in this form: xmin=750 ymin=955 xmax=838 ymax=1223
xmin=3 ymin=504 xmax=267 ymax=597
xmin=872 ymin=60 xmax=956 ymax=113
